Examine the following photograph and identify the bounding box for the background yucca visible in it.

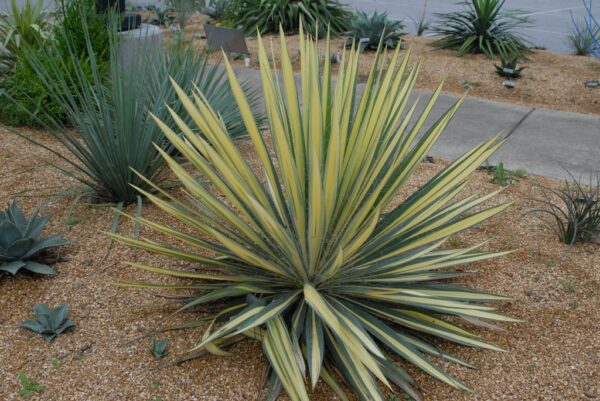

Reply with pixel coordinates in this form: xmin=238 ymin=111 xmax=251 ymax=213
xmin=223 ymin=0 xmax=352 ymax=35
xmin=431 ymin=0 xmax=530 ymax=59
xmin=117 ymin=28 xmax=515 ymax=401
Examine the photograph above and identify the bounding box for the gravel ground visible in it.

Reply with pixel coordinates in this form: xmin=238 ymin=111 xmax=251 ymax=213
xmin=0 ymin=122 xmax=598 ymax=401
xmin=166 ymin=14 xmax=600 ymax=116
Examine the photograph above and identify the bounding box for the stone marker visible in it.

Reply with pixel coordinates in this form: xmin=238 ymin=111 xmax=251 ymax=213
xmin=205 ymin=24 xmax=248 ymax=55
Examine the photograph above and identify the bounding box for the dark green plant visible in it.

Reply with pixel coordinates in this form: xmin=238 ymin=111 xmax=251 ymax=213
xmin=225 ymin=0 xmax=353 ymax=36
xmin=145 ymin=5 xmax=174 ymax=26
xmin=151 ymin=337 xmax=169 ymax=358
xmin=17 ymin=373 xmax=46 ymax=398
xmin=0 ymin=201 xmax=68 ymax=276
xmin=568 ymin=20 xmax=599 ymax=56
xmin=346 ymin=10 xmax=405 ymax=51
xmin=431 ymin=0 xmax=530 ymax=58
xmin=495 ymin=55 xmax=526 ymax=78
xmin=531 ymin=172 xmax=600 ymax=245
xmin=21 ymin=304 xmax=76 ymax=343
xmin=488 ymin=162 xmax=526 ymax=186
xmin=56 ymin=0 xmax=110 ymax=70
xmin=0 ymin=53 xmax=67 ymax=126
xmin=15 ymin=14 xmax=261 ymax=205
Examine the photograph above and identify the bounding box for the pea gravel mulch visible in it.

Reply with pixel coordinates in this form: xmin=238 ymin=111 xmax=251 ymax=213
xmin=0 ymin=125 xmax=599 ymax=401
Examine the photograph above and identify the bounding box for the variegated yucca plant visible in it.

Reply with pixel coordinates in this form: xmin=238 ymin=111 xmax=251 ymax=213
xmin=115 ymin=27 xmax=516 ymax=401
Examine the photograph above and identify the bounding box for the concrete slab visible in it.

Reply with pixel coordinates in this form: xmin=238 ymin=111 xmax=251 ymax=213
xmin=493 ymin=108 xmax=600 ymax=179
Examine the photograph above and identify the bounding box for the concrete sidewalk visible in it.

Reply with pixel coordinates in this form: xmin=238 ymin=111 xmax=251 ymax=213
xmin=234 ymin=67 xmax=600 ymax=181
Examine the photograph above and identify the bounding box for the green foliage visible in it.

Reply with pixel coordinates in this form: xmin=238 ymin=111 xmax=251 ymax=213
xmin=0 ymin=201 xmax=69 ymax=276
xmin=116 ymin=31 xmax=513 ymax=401
xmin=224 ymin=0 xmax=352 ymax=36
xmin=18 ymin=373 xmax=46 ymax=398
xmin=145 ymin=5 xmax=175 ymax=26
xmin=532 ymin=172 xmax=600 ymax=245
xmin=21 ymin=304 xmax=76 ymax=343
xmin=0 ymin=53 xmax=67 ymax=126
xmin=568 ymin=20 xmax=599 ymax=56
xmin=346 ymin=10 xmax=405 ymax=51
xmin=431 ymin=0 xmax=530 ymax=58
xmin=56 ymin=0 xmax=110 ymax=71
xmin=562 ymin=281 xmax=575 ymax=293
xmin=0 ymin=0 xmax=110 ymax=127
xmin=0 ymin=0 xmax=58 ymax=126
xmin=18 ymin=15 xmax=260 ymax=204
xmin=495 ymin=55 xmax=526 ymax=79
xmin=489 ymin=162 xmax=526 ymax=186
xmin=149 ymin=375 xmax=160 ymax=389
xmin=461 ymin=80 xmax=474 ymax=90
xmin=0 ymin=0 xmax=52 ymax=73
xmin=151 ymin=338 xmax=169 ymax=358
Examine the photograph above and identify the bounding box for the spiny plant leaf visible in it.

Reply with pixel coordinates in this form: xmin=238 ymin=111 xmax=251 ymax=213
xmin=0 ymin=201 xmax=69 ymax=277
xmin=116 ymin=24 xmax=515 ymax=401
xmin=21 ymin=303 xmax=75 ymax=343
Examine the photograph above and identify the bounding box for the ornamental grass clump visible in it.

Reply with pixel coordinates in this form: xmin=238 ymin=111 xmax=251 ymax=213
xmin=115 ymin=26 xmax=515 ymax=401
xmin=12 ymin=13 xmax=259 ymax=205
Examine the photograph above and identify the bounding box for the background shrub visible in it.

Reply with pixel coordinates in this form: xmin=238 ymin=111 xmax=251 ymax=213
xmin=346 ymin=10 xmax=405 ymax=51
xmin=0 ymin=0 xmax=52 ymax=74
xmin=56 ymin=0 xmax=110 ymax=71
xmin=0 ymin=54 xmax=66 ymax=126
xmin=431 ymin=0 xmax=530 ymax=59
xmin=0 ymin=0 xmax=110 ymax=127
xmin=224 ymin=0 xmax=353 ymax=35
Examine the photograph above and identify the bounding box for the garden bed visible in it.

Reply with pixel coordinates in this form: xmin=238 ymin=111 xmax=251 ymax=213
xmin=165 ymin=14 xmax=600 ymax=116
xmin=1 ymin=126 xmax=598 ymax=401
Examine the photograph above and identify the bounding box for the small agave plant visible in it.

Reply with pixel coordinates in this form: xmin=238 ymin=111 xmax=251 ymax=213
xmin=346 ymin=10 xmax=406 ymax=51
xmin=21 ymin=304 xmax=76 ymax=343
xmin=115 ymin=25 xmax=515 ymax=401
xmin=0 ymin=201 xmax=69 ymax=276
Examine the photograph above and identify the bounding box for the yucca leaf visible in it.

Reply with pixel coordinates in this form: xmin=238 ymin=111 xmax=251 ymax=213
xmin=116 ymin=27 xmax=515 ymax=401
